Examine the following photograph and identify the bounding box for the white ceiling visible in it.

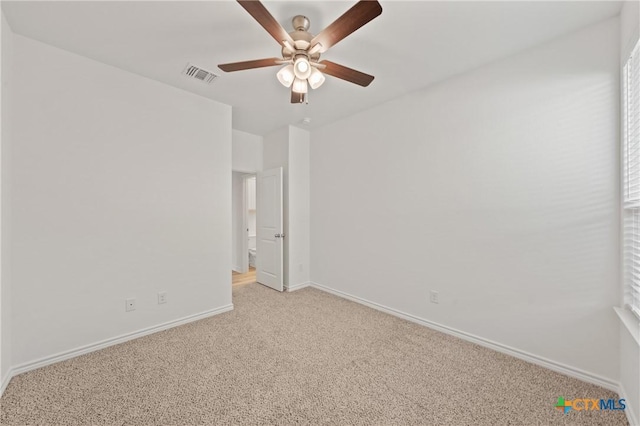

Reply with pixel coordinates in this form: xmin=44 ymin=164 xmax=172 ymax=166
xmin=2 ymin=1 xmax=622 ymax=136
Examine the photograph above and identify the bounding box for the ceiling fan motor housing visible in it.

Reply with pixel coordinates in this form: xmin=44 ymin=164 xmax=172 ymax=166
xmin=281 ymin=15 xmax=320 ymax=61
xmin=292 ymin=15 xmax=310 ymax=31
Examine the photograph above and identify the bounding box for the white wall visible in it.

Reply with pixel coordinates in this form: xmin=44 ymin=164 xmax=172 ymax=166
xmin=619 ymin=1 xmax=640 ymax=423
xmin=619 ymin=322 xmax=639 ymax=424
xmin=232 ymin=129 xmax=262 ymax=173
xmin=0 ymin=11 xmax=13 ymax=389
xmin=288 ymin=127 xmax=310 ymax=288
xmin=311 ymin=18 xmax=621 ymax=382
xmin=9 ymin=35 xmax=232 ymax=367
xmin=263 ymin=127 xmax=289 ymax=174
xmin=621 ymin=0 xmax=639 ymax=59
xmin=231 ymin=172 xmax=244 ymax=272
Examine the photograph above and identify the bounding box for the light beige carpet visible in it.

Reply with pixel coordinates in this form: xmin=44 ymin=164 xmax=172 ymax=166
xmin=0 ymin=283 xmax=629 ymax=425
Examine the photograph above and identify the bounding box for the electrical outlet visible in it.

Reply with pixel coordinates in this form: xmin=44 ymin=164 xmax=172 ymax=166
xmin=429 ymin=291 xmax=439 ymax=304
xmin=298 ymin=263 xmax=303 ymax=272
xmin=125 ymin=298 xmax=136 ymax=312
xmin=158 ymin=291 xmax=167 ymax=305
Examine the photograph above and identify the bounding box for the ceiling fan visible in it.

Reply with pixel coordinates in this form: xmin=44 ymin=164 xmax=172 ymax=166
xmin=218 ymin=0 xmax=383 ymax=104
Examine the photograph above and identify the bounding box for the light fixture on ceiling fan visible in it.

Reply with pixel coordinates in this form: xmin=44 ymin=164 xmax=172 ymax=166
xmin=218 ymin=0 xmax=382 ymax=104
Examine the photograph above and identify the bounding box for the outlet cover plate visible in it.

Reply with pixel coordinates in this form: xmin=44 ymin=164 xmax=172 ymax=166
xmin=125 ymin=298 xmax=136 ymax=312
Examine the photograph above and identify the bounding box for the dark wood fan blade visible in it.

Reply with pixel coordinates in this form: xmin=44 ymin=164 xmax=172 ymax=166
xmin=309 ymin=1 xmax=382 ymax=54
xmin=291 ymin=91 xmax=306 ymax=104
xmin=237 ymin=0 xmax=295 ymax=47
xmin=218 ymin=58 xmax=282 ymax=72
xmin=318 ymin=60 xmax=374 ymax=87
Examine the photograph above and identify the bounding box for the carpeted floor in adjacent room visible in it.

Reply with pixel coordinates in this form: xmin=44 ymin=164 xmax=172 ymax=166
xmin=0 ymin=283 xmax=628 ymax=425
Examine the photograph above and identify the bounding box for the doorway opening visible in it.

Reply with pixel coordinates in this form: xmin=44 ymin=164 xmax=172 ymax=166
xmin=232 ymin=167 xmax=283 ymax=291
xmin=232 ymin=172 xmax=257 ymax=286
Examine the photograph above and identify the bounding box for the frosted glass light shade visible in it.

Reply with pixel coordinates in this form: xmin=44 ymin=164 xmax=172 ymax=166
xmin=292 ymin=78 xmax=308 ymax=94
xmin=293 ymin=58 xmax=311 ymax=80
xmin=276 ymin=65 xmax=295 ymax=87
xmin=308 ymin=68 xmax=326 ymax=90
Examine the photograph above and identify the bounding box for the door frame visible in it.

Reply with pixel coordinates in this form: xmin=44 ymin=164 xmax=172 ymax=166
xmin=232 ymin=169 xmax=256 ymax=274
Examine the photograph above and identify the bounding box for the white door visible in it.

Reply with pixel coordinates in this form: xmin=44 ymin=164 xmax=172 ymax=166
xmin=256 ymin=167 xmax=284 ymax=291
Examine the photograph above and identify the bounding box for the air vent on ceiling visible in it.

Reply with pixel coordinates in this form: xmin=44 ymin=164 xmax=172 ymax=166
xmin=183 ymin=63 xmax=218 ymax=84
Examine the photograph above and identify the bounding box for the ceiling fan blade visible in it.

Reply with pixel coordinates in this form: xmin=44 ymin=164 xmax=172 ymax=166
xmin=291 ymin=91 xmax=306 ymax=104
xmin=309 ymin=1 xmax=382 ymax=54
xmin=318 ymin=60 xmax=374 ymax=87
xmin=237 ymin=0 xmax=295 ymax=47
xmin=218 ymin=58 xmax=282 ymax=72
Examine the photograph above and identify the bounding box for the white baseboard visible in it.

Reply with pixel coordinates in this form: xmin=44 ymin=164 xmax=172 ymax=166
xmin=619 ymin=383 xmax=639 ymax=426
xmin=2 ymin=304 xmax=234 ymax=396
xmin=310 ymin=282 xmax=619 ymax=393
xmin=286 ymin=281 xmax=311 ymax=292
xmin=1 ymin=368 xmax=13 ymax=396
